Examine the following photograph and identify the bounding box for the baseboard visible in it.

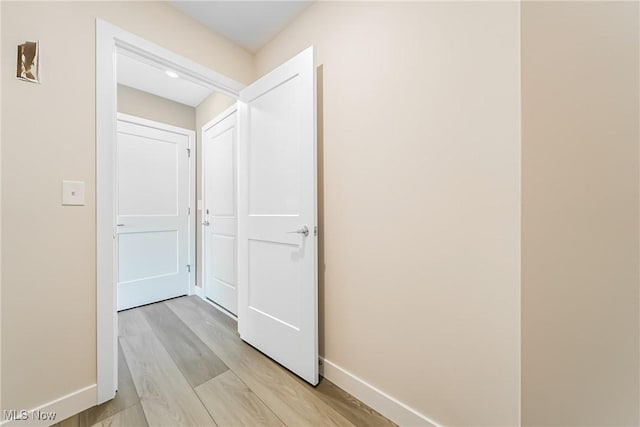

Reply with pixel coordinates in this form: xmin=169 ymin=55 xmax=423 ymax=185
xmin=1 ymin=384 xmax=96 ymax=427
xmin=320 ymin=358 xmax=440 ymax=427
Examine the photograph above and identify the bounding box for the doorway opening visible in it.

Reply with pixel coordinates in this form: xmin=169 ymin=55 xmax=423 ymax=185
xmin=115 ymin=44 xmax=238 ymax=314
xmin=97 ymin=19 xmax=245 ymax=403
xmin=97 ymin=19 xmax=318 ymax=405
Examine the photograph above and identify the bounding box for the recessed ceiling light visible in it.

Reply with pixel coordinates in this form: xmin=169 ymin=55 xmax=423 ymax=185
xmin=165 ymin=70 xmax=179 ymax=79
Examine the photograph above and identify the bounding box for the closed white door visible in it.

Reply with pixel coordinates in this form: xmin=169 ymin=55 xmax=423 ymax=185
xmin=203 ymin=108 xmax=238 ymax=315
xmin=116 ymin=114 xmax=193 ymax=311
xmin=238 ymin=47 xmax=318 ymax=385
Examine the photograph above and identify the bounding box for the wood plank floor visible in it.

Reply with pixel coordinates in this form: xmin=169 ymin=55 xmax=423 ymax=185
xmin=55 ymin=296 xmax=396 ymax=427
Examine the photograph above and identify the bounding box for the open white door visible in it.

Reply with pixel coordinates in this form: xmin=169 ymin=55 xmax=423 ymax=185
xmin=238 ymin=47 xmax=318 ymax=385
xmin=203 ymin=107 xmax=238 ymax=315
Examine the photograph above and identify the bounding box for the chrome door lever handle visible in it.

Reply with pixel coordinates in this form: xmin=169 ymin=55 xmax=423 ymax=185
xmin=286 ymin=225 xmax=309 ymax=237
xmin=116 ymin=224 xmax=125 ymax=227
xmin=202 ymin=221 xmax=210 ymax=226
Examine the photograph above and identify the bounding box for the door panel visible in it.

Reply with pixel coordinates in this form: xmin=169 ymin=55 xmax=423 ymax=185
xmin=248 ymin=78 xmax=302 ymax=216
xmin=117 ymin=116 xmax=192 ymax=311
xmin=118 ymin=132 xmax=178 ymax=216
xmin=248 ymin=240 xmax=301 ymax=329
xmin=118 ymin=230 xmax=178 ymax=282
xmin=238 ymin=46 xmax=318 ymax=385
xmin=209 ymin=128 xmax=235 ymax=216
xmin=204 ymin=110 xmax=238 ymax=315
xmin=211 ymin=235 xmax=235 ymax=285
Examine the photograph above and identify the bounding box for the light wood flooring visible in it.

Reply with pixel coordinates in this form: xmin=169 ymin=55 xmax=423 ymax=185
xmin=54 ymin=296 xmax=396 ymax=427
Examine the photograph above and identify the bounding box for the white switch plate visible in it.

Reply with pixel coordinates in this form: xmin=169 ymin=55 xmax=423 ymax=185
xmin=62 ymin=180 xmax=85 ymax=206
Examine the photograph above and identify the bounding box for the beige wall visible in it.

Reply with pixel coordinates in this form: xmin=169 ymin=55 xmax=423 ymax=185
xmin=117 ymin=85 xmax=196 ymax=131
xmin=521 ymin=2 xmax=640 ymax=425
xmin=195 ymin=91 xmax=236 ymax=288
xmin=255 ymin=2 xmax=521 ymax=425
xmin=3 ymin=1 xmax=638 ymax=424
xmin=1 ymin=1 xmax=251 ymax=412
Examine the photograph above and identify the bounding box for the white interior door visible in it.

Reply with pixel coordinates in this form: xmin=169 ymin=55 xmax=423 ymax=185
xmin=203 ymin=108 xmax=238 ymax=315
xmin=238 ymin=46 xmax=318 ymax=385
xmin=117 ymin=114 xmax=193 ymax=311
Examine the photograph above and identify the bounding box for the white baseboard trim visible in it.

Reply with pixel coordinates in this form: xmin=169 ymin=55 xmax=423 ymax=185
xmin=1 ymin=384 xmax=96 ymax=427
xmin=320 ymin=358 xmax=440 ymax=427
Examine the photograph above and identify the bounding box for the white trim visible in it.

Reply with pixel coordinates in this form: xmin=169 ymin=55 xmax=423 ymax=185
xmin=97 ymin=18 xmax=245 ymax=404
xmin=96 ymin=18 xmax=118 ymax=405
xmin=1 ymin=384 xmax=96 ymax=427
xmin=320 ymin=358 xmax=440 ymax=427
xmin=199 ymin=103 xmax=239 ymax=313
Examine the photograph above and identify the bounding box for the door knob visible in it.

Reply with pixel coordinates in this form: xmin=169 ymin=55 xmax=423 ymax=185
xmin=286 ymin=225 xmax=309 ymax=237
xmin=202 ymin=220 xmax=210 ymax=226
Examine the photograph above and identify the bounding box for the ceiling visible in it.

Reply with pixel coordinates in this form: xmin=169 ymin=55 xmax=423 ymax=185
xmin=117 ymin=52 xmax=214 ymax=107
xmin=169 ymin=1 xmax=314 ymax=52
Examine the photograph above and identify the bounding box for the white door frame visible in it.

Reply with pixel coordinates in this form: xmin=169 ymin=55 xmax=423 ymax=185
xmin=96 ymin=19 xmax=245 ymax=404
xmin=200 ymin=104 xmax=238 ymax=316
xmin=116 ymin=112 xmax=196 ymax=304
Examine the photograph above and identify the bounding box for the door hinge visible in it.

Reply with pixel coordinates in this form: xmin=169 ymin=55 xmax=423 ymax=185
xmin=188 ymin=207 xmax=191 ymax=215
xmin=186 ymin=148 xmax=191 ymax=157
xmin=186 ymin=264 xmax=191 ymax=273
xmin=314 ymin=226 xmax=318 ymax=236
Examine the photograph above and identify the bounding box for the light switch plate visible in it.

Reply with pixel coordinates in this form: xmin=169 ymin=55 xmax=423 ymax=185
xmin=62 ymin=180 xmax=85 ymax=206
